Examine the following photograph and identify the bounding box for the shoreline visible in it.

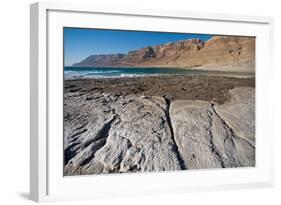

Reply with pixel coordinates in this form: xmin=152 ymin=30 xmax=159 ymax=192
xmin=65 ymin=72 xmax=255 ymax=81
xmin=66 ymin=62 xmax=255 ymax=73
xmin=64 ymin=75 xmax=255 ymax=104
xmin=65 ymin=74 xmax=255 ymax=80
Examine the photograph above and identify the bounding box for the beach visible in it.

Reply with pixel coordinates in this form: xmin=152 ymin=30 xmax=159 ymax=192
xmin=64 ymin=75 xmax=255 ymax=175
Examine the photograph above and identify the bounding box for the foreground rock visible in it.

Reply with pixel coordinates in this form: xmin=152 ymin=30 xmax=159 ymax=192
xmin=64 ymin=94 xmax=183 ymax=175
xmin=170 ymin=87 xmax=255 ymax=169
xmin=64 ymin=76 xmax=255 ymax=175
xmin=214 ymin=87 xmax=255 ymax=146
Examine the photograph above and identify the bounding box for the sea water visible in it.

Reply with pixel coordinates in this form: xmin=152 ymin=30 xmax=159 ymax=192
xmin=64 ymin=66 xmax=254 ymax=80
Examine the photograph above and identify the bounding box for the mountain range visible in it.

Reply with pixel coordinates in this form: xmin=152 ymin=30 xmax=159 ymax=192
xmin=72 ymin=36 xmax=255 ymax=72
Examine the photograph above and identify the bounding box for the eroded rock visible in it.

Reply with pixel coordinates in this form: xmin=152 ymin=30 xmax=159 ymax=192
xmin=169 ymin=87 xmax=255 ymax=169
xmin=64 ymin=95 xmax=183 ymax=175
xmin=64 ymin=80 xmax=255 ymax=175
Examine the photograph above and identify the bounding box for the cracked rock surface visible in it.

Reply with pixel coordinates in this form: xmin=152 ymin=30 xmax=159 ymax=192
xmin=64 ymin=94 xmax=183 ymax=175
xmin=170 ymin=87 xmax=255 ymax=169
xmin=64 ymin=76 xmax=255 ymax=176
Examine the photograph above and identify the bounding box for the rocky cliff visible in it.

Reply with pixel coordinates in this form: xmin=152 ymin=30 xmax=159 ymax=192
xmin=73 ymin=36 xmax=255 ymax=72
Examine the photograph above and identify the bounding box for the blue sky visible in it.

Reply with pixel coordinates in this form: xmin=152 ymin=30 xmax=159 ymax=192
xmin=64 ymin=28 xmax=213 ymax=66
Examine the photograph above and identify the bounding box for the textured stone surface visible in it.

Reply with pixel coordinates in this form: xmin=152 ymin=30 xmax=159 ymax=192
xmin=170 ymin=87 xmax=255 ymax=169
xmin=64 ymin=77 xmax=255 ymax=175
xmin=214 ymin=87 xmax=255 ymax=146
xmin=64 ymin=94 xmax=183 ymax=175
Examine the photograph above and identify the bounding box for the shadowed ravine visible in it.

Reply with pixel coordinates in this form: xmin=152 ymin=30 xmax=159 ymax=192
xmin=164 ymin=97 xmax=187 ymax=170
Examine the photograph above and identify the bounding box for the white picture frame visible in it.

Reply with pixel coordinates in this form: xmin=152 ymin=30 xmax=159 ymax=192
xmin=30 ymin=1 xmax=274 ymax=202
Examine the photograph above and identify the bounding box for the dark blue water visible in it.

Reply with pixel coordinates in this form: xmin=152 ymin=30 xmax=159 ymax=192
xmin=64 ymin=66 xmax=254 ymax=79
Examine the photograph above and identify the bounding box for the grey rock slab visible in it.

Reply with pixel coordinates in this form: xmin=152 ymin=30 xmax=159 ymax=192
xmin=213 ymin=87 xmax=255 ymax=146
xmin=170 ymin=92 xmax=255 ymax=169
xmin=64 ymin=86 xmax=255 ymax=175
xmin=64 ymin=94 xmax=183 ymax=175
xmin=213 ymin=87 xmax=255 ymax=166
xmin=170 ymin=100 xmax=224 ymax=169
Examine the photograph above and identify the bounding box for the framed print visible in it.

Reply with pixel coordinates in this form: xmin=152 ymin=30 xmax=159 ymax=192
xmin=30 ymin=2 xmax=274 ymax=202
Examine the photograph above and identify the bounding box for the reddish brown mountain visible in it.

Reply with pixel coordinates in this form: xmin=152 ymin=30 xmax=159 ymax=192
xmin=73 ymin=36 xmax=255 ymax=72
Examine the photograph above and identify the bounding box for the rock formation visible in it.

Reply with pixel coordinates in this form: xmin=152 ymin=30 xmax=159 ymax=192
xmin=73 ymin=36 xmax=255 ymax=72
xmin=170 ymin=87 xmax=255 ymax=169
xmin=64 ymin=76 xmax=255 ymax=175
